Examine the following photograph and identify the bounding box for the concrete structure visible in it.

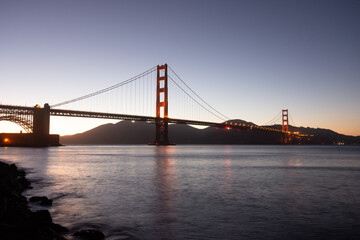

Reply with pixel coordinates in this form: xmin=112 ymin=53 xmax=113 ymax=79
xmin=0 ymin=133 xmax=59 ymax=147
xmin=0 ymin=104 xmax=59 ymax=147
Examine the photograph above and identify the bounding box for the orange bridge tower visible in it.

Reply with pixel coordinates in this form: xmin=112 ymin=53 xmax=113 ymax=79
xmin=282 ymin=109 xmax=289 ymax=132
xmin=282 ymin=109 xmax=289 ymax=144
xmin=154 ymin=64 xmax=171 ymax=145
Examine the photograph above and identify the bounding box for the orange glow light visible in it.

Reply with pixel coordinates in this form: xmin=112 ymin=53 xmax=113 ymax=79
xmin=4 ymin=138 xmax=10 ymax=143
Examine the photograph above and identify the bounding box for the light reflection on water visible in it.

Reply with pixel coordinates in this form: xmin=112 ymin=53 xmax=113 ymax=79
xmin=1 ymin=145 xmax=360 ymax=240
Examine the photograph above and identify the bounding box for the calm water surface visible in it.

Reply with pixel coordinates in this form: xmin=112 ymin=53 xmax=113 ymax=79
xmin=1 ymin=145 xmax=360 ymax=240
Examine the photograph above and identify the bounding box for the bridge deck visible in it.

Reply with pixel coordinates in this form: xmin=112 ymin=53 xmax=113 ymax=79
xmin=1 ymin=104 xmax=298 ymax=136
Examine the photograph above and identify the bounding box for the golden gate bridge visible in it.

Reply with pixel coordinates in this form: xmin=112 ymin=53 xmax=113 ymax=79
xmin=0 ymin=64 xmax=303 ymax=146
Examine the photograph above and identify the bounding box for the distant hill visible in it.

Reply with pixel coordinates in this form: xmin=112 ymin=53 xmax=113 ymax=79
xmin=60 ymin=120 xmax=360 ymax=145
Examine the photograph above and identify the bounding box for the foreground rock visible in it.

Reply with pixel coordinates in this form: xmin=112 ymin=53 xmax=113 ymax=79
xmin=73 ymin=229 xmax=105 ymax=240
xmin=29 ymin=196 xmax=53 ymax=206
xmin=0 ymin=161 xmax=68 ymax=240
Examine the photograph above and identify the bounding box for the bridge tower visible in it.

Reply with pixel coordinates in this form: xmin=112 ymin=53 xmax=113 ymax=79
xmin=282 ymin=109 xmax=289 ymax=144
xmin=282 ymin=109 xmax=289 ymax=132
xmin=154 ymin=64 xmax=171 ymax=145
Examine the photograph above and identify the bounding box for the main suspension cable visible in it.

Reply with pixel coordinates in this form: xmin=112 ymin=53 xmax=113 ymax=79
xmin=289 ymin=113 xmax=296 ymax=126
xmin=51 ymin=66 xmax=157 ymax=108
xmin=168 ymin=66 xmax=230 ymax=121
xmin=261 ymin=111 xmax=282 ymax=126
xmin=168 ymin=75 xmax=227 ymax=121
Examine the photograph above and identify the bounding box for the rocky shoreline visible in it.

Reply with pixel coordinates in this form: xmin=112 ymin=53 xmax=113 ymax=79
xmin=0 ymin=161 xmax=105 ymax=240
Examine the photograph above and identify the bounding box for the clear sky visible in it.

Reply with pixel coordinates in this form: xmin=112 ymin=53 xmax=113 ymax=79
xmin=1 ymin=0 xmax=359 ymax=136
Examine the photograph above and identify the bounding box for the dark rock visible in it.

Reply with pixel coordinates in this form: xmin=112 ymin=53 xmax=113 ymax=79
xmin=30 ymin=196 xmax=53 ymax=206
xmin=31 ymin=210 xmax=53 ymax=226
xmin=17 ymin=175 xmax=32 ymax=190
xmin=9 ymin=163 xmax=18 ymax=172
xmin=0 ymin=161 xmax=68 ymax=240
xmin=30 ymin=196 xmax=48 ymax=202
xmin=40 ymin=199 xmax=53 ymax=206
xmin=52 ymin=223 xmax=69 ymax=233
xmin=74 ymin=229 xmax=105 ymax=240
xmin=18 ymin=169 xmax=26 ymax=177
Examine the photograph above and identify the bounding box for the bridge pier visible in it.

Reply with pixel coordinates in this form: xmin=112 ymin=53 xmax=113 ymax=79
xmin=155 ymin=118 xmax=170 ymax=145
xmin=33 ymin=103 xmax=50 ymax=146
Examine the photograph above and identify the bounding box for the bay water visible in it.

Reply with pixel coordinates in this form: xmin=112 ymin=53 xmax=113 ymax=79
xmin=1 ymin=145 xmax=360 ymax=239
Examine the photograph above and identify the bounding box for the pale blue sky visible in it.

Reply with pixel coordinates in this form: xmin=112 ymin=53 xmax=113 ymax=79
xmin=1 ymin=0 xmax=359 ymax=136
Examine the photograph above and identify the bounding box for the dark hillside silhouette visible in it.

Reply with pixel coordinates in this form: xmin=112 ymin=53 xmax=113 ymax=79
xmin=60 ymin=120 xmax=360 ymax=145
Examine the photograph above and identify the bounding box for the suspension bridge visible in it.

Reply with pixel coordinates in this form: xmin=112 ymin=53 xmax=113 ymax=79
xmin=0 ymin=64 xmax=304 ymax=147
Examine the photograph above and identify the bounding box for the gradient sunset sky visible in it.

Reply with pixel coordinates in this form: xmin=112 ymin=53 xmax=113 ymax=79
xmin=1 ymin=0 xmax=359 ymax=136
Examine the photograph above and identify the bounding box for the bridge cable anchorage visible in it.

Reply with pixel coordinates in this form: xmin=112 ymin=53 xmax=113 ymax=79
xmin=168 ymin=66 xmax=230 ymax=122
xmin=168 ymin=75 xmax=227 ymax=122
xmin=51 ymin=66 xmax=157 ymax=108
xmin=261 ymin=110 xmax=282 ymax=126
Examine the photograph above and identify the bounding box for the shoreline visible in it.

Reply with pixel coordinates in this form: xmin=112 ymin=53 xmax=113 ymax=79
xmin=0 ymin=161 xmax=105 ymax=240
xmin=0 ymin=160 xmax=68 ymax=240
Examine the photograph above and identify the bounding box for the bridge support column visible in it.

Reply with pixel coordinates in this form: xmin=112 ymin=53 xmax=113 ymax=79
xmin=154 ymin=64 xmax=171 ymax=145
xmin=33 ymin=103 xmax=50 ymax=146
xmin=282 ymin=109 xmax=289 ymax=144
